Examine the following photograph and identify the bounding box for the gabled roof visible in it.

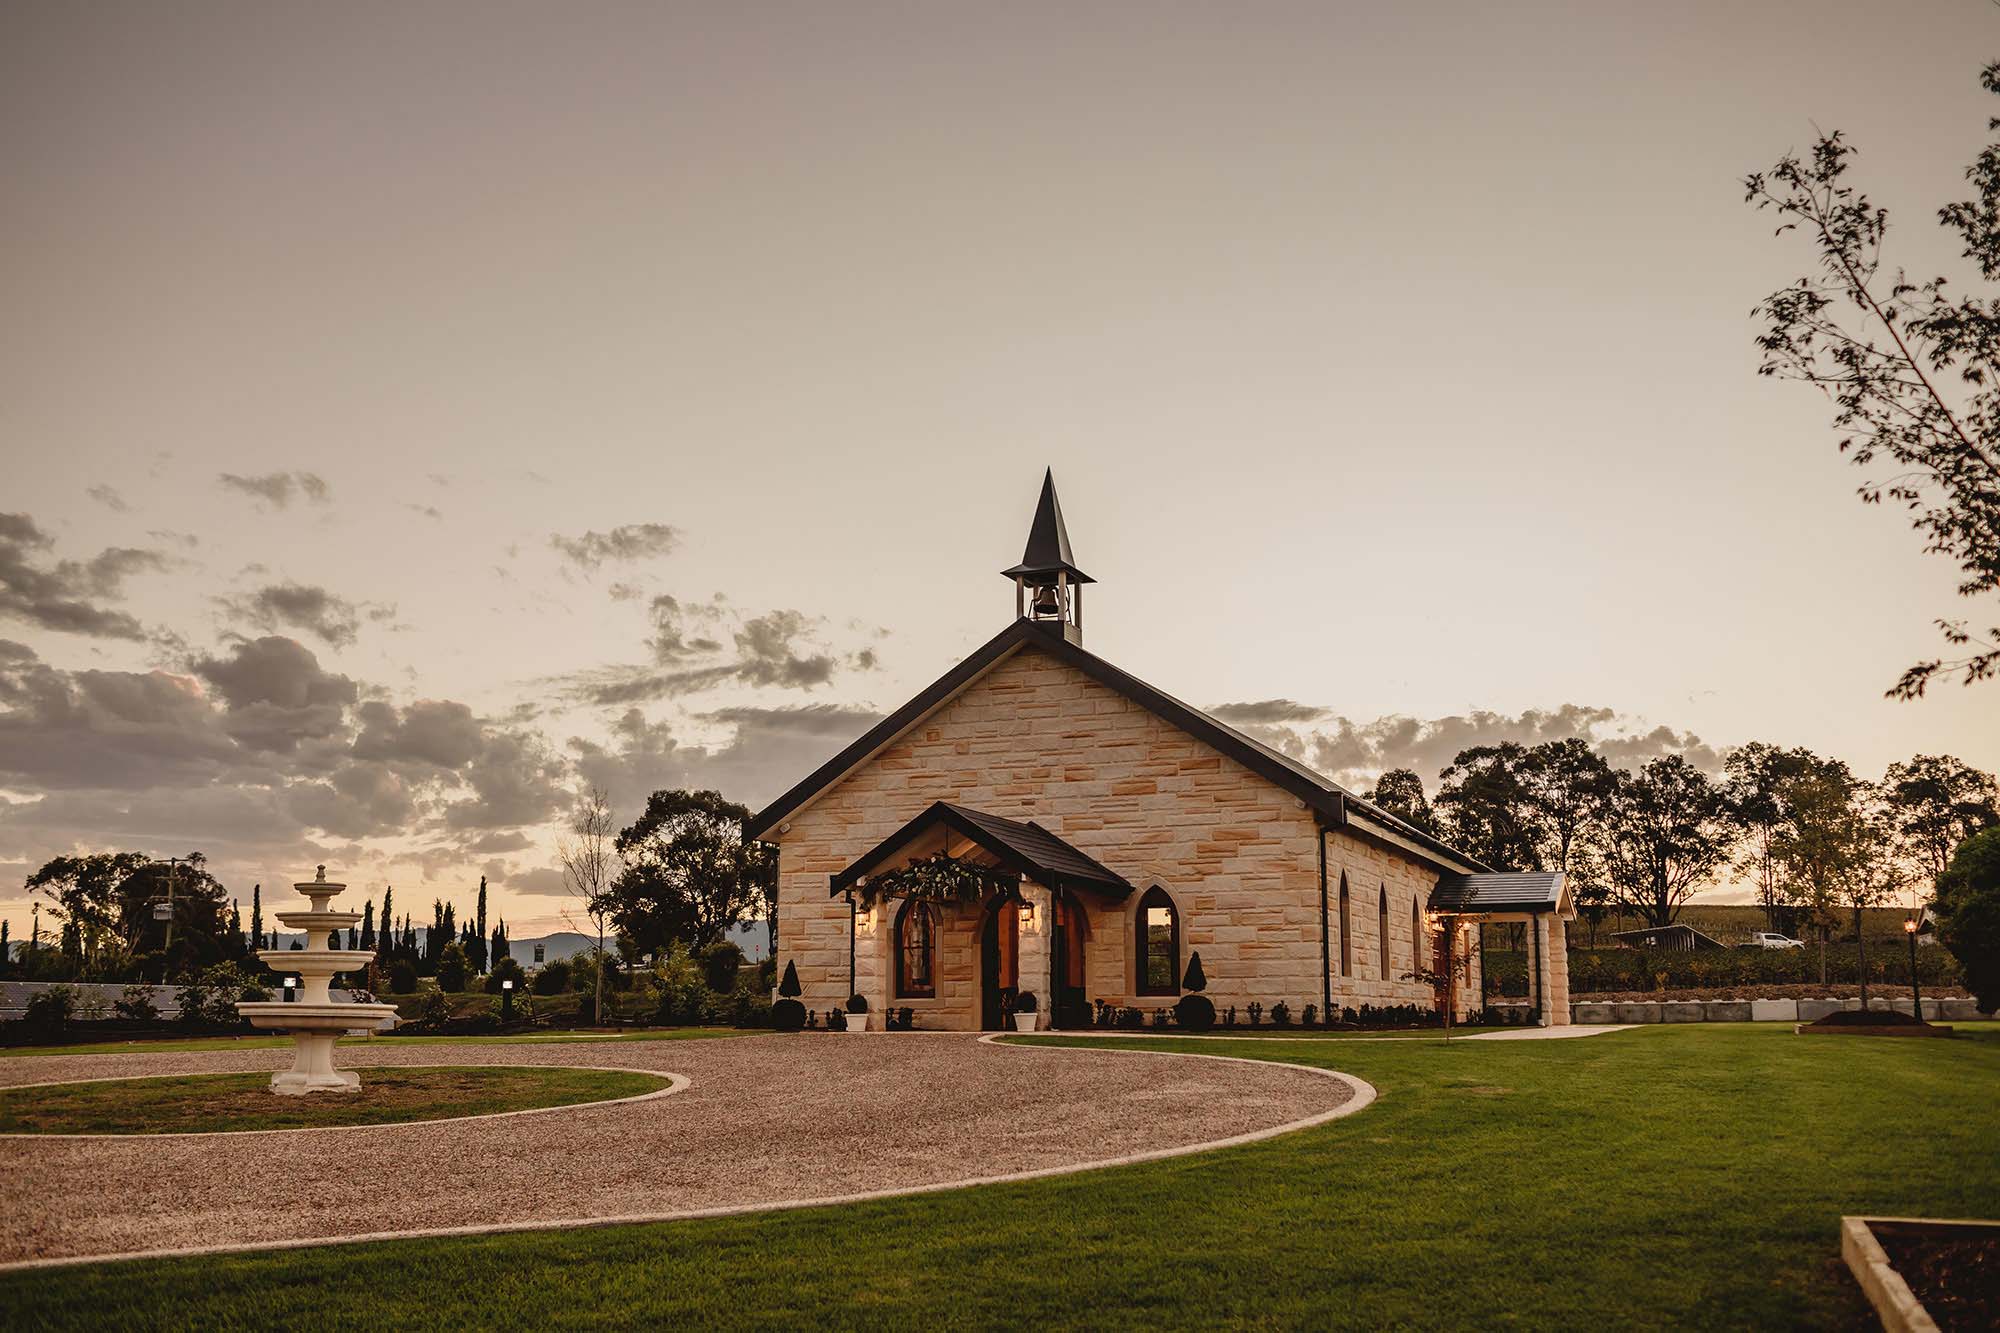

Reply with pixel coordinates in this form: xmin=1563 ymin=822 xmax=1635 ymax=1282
xmin=1429 ymin=871 xmax=1567 ymax=914
xmin=1000 ymin=468 xmax=1093 ymax=584
xmin=829 ymin=801 xmax=1132 ymax=899
xmin=744 ymin=618 xmax=1490 ymax=876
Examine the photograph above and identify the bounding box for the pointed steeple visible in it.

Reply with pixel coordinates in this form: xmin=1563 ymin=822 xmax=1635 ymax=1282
xmin=1002 ymin=468 xmax=1091 ymax=644
xmin=1001 ymin=468 xmax=1093 ymax=585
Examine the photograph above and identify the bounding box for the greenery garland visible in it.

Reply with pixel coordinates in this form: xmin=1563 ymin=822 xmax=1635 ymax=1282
xmin=858 ymin=853 xmax=1017 ymax=908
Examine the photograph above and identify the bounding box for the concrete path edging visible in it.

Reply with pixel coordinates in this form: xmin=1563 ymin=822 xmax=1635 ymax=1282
xmin=0 ymin=1064 xmax=689 ymax=1141
xmin=0 ymin=1036 xmax=1376 ymax=1275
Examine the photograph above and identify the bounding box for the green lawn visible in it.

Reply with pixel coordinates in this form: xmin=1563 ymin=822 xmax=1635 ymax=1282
xmin=0 ymin=1065 xmax=667 ymax=1134
xmin=0 ymin=1027 xmax=744 ymax=1059
xmin=4 ymin=1025 xmax=1996 ymax=1329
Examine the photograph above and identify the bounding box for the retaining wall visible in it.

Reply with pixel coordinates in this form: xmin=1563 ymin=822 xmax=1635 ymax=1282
xmin=1572 ymin=995 xmax=1993 ymax=1024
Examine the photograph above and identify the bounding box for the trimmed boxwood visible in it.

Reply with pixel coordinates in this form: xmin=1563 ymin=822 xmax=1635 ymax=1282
xmin=1174 ymin=993 xmax=1216 ymax=1030
xmin=771 ymin=998 xmax=806 ymax=1032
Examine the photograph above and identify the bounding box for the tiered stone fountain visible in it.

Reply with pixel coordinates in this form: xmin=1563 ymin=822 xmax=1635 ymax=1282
xmin=236 ymin=867 xmax=398 ymax=1094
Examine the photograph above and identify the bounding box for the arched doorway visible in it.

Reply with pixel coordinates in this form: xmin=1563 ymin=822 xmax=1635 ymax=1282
xmin=979 ymin=894 xmax=1020 ymax=1031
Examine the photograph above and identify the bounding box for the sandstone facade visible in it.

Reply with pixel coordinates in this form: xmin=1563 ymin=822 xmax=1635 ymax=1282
xmin=769 ymin=644 xmax=1484 ymax=1029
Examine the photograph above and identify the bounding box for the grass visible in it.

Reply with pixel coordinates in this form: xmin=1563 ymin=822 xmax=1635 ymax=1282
xmin=0 ymin=1027 xmax=744 ymax=1058
xmin=3 ymin=1024 xmax=1996 ymax=1329
xmin=0 ymin=1065 xmax=667 ymax=1134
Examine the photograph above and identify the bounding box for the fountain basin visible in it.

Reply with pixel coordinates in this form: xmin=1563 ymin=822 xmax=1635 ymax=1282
xmin=271 ymin=911 xmax=365 ymax=934
xmin=257 ymin=949 xmax=377 ymax=972
xmin=238 ymin=1002 xmax=400 ymax=1094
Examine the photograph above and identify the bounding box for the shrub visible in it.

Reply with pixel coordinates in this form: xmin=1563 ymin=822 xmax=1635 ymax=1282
xmin=1270 ymin=1000 xmax=1292 ymax=1027
xmin=1182 ymin=951 xmax=1208 ymax=992
xmin=1116 ymin=1006 xmax=1145 ymax=1029
xmin=532 ymin=959 xmax=572 ymax=996
xmin=778 ymin=959 xmax=802 ymax=998
xmin=1012 ymin=991 xmax=1037 ymax=1014
xmin=828 ymin=1006 xmax=848 ymax=1031
xmin=1174 ymin=993 xmax=1217 ymax=1030
xmin=178 ymin=963 xmax=258 ymax=1028
xmin=772 ymin=997 xmax=806 ymax=1032
xmin=22 ymin=986 xmax=76 ymax=1038
xmin=484 ymin=956 xmax=527 ymax=994
xmin=1302 ymin=1003 xmax=1318 ymax=1027
xmin=436 ymin=941 xmax=470 ymax=993
xmin=408 ymin=989 xmax=452 ymax=1031
xmin=388 ymin=959 xmax=419 ymax=994
xmin=847 ymin=992 xmax=870 ymax=1014
xmin=113 ymin=983 xmax=160 ymax=1023
xmin=1247 ymin=1002 xmax=1264 ymax=1027
xmin=701 ymin=941 xmax=746 ymax=994
xmin=1150 ymin=1006 xmax=1172 ymax=1028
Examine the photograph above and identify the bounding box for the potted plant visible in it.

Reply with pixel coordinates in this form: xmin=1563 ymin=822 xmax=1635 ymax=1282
xmin=845 ymin=992 xmax=870 ymax=1032
xmin=1011 ymin=990 xmax=1039 ymax=1032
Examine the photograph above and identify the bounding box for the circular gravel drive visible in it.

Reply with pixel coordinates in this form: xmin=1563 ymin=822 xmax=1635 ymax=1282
xmin=0 ymin=1033 xmax=1356 ymax=1267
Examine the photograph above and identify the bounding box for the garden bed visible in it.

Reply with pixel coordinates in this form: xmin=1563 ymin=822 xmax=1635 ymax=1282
xmin=1845 ymin=1218 xmax=2000 ymax=1332
xmin=0 ymin=1065 xmax=668 ymax=1134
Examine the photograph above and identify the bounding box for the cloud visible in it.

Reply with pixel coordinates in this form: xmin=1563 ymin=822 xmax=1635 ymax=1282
xmin=734 ymin=610 xmax=836 ymax=689
xmin=217 ymin=582 xmax=391 ymax=648
xmin=217 ymin=472 xmax=331 ymax=509
xmin=568 ymin=702 xmax=882 ymax=814
xmin=562 ymin=599 xmax=860 ymax=706
xmin=550 ymin=523 xmax=680 ymax=572
xmin=351 ymin=698 xmax=486 ymax=768
xmin=192 ymin=636 xmax=359 ymax=755
xmin=0 ymin=513 xmax=166 ymax=640
xmin=1209 ymin=699 xmax=1721 ymax=789
xmin=85 ymin=485 xmax=129 ymax=512
xmin=1209 ymin=699 xmax=1332 ymax=726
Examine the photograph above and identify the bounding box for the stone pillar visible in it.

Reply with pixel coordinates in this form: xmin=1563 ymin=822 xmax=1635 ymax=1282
xmin=1014 ymin=879 xmax=1052 ymax=1029
xmin=1545 ymin=915 xmax=1572 ymax=1026
xmin=852 ymin=896 xmax=885 ymax=1013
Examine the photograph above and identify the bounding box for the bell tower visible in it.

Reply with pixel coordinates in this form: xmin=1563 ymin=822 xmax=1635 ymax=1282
xmin=1002 ymin=468 xmax=1092 ymax=645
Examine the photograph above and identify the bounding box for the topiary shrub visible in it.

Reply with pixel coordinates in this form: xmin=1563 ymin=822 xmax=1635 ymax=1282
xmin=1174 ymin=993 xmax=1217 ymax=1030
xmin=1012 ymin=990 xmax=1037 ymax=1014
xmin=772 ymin=997 xmax=806 ymax=1032
xmin=1182 ymin=951 xmax=1208 ymax=992
xmin=847 ymin=992 xmax=869 ymax=1014
xmin=778 ymin=959 xmax=802 ymax=998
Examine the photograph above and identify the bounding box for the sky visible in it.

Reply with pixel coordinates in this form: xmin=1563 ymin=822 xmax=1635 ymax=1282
xmin=3 ymin=1 xmax=1997 ymax=935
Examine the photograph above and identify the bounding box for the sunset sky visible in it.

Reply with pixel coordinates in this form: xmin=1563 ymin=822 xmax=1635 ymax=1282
xmin=4 ymin=1 xmax=1996 ymax=935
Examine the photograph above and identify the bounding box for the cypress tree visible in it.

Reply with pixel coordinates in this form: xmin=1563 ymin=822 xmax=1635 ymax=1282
xmin=1 ymin=918 xmax=10 ymax=974
xmin=229 ymin=900 xmax=244 ymax=957
xmin=378 ymin=887 xmax=394 ymax=958
xmin=360 ymin=900 xmax=375 ymax=951
xmin=475 ymin=876 xmax=489 ymax=971
xmin=249 ymin=884 xmax=263 ymax=957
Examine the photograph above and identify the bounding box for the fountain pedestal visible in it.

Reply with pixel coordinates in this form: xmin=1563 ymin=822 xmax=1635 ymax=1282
xmin=235 ymin=867 xmax=398 ymax=1095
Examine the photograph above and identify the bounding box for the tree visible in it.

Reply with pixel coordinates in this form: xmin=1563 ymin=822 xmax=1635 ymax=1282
xmin=1599 ymin=757 xmax=1734 ymax=928
xmin=1883 ymin=754 xmax=2000 ymax=885
xmin=23 ymin=852 xmax=148 ymax=965
xmin=249 ymin=883 xmax=263 ymax=953
xmin=1404 ymin=913 xmax=1479 ymax=1039
xmin=0 ymin=918 xmax=9 ymax=975
xmin=1521 ymin=739 xmax=1616 ymax=876
xmin=1724 ymin=743 xmax=1839 ymax=930
xmin=1435 ymin=744 xmax=1545 ymax=871
xmin=377 ymin=886 xmax=393 ymax=960
xmin=1772 ymin=771 xmax=1909 ymax=1005
xmin=557 ymin=786 xmax=621 ymax=1029
xmin=491 ymin=919 xmax=509 ymax=964
xmin=1747 ymin=67 xmax=2000 ymax=698
xmin=1368 ymin=769 xmax=1435 ymax=834
xmin=27 ymin=852 xmax=229 ymax=979
xmin=1933 ymin=827 xmax=2000 ymax=1012
xmin=609 ymin=789 xmax=762 ymax=956
xmin=359 ymin=899 xmax=375 ymax=952
xmin=475 ymin=875 xmax=489 ymax=974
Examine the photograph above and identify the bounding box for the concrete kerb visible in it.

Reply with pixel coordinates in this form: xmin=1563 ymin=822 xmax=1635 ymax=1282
xmin=0 ymin=1064 xmax=690 ymax=1141
xmin=0 ymin=1035 xmax=1377 ymax=1275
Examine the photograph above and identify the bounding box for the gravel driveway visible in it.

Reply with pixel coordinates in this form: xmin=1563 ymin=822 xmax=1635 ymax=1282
xmin=0 ymin=1033 xmax=1354 ymax=1266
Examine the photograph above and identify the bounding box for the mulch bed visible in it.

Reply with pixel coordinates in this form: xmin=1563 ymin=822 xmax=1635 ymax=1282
xmin=1873 ymin=1223 xmax=2000 ymax=1332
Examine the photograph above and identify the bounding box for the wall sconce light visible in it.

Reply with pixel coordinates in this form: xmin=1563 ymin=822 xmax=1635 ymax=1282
xmin=1018 ymin=899 xmax=1036 ymax=928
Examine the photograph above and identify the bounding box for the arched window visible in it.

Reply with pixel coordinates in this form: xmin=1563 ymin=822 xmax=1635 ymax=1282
xmin=1338 ymin=873 xmax=1352 ymax=977
xmin=1412 ymin=898 xmax=1424 ymax=979
xmin=1136 ymin=886 xmax=1180 ymax=996
xmin=1378 ymin=886 xmax=1390 ymax=980
xmin=895 ymin=899 xmax=937 ymax=998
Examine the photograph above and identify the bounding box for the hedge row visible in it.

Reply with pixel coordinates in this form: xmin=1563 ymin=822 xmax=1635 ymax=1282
xmin=1483 ymin=943 xmax=1962 ymax=995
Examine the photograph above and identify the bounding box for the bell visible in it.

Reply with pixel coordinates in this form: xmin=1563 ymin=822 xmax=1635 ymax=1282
xmin=1031 ymin=583 xmax=1061 ymax=617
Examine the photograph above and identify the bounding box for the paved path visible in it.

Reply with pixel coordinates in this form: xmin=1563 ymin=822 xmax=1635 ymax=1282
xmin=0 ymin=1032 xmax=1356 ymax=1268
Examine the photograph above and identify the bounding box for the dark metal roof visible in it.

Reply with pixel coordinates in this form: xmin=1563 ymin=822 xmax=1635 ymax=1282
xmin=1000 ymin=467 xmax=1094 ymax=584
xmin=1607 ymin=924 xmax=1728 ymax=950
xmin=1428 ymin=871 xmax=1567 ymax=914
xmin=744 ymin=618 xmax=1489 ymax=875
xmin=828 ymin=800 xmax=1132 ymax=899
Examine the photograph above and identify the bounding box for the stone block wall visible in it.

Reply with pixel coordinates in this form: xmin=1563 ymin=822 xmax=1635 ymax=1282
xmin=770 ymin=644 xmax=1448 ymax=1027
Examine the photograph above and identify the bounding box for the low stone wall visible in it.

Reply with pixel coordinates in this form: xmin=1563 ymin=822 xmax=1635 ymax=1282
xmin=1572 ymin=995 xmax=1993 ymax=1024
